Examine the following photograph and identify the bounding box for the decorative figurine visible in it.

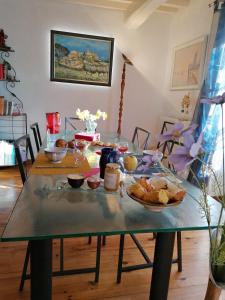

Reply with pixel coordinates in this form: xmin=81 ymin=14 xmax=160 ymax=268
xmin=181 ymin=93 xmax=191 ymax=115
xmin=0 ymin=29 xmax=8 ymax=48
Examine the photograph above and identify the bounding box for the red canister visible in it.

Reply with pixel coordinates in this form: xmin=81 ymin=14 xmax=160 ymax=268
xmin=46 ymin=112 xmax=61 ymax=134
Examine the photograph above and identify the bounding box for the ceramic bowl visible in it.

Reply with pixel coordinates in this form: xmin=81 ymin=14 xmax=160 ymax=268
xmin=67 ymin=174 xmax=85 ymax=188
xmin=44 ymin=147 xmax=67 ymax=163
xmin=87 ymin=177 xmax=101 ymax=189
xmin=142 ymin=150 xmax=163 ymax=163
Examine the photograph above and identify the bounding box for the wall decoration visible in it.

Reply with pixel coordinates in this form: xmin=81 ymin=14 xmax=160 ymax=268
xmin=171 ymin=36 xmax=207 ymax=90
xmin=50 ymin=30 xmax=114 ymax=86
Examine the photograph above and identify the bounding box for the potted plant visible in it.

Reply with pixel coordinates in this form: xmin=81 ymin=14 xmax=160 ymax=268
xmin=158 ymin=96 xmax=225 ymax=289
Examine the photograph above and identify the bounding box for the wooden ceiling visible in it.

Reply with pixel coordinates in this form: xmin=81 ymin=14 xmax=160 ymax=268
xmin=66 ymin=0 xmax=191 ymax=28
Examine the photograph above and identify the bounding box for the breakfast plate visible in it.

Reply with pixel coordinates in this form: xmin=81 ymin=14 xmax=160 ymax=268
xmin=127 ymin=186 xmax=182 ymax=212
xmin=91 ymin=141 xmax=117 ymax=148
xmin=126 ymin=176 xmax=185 ymax=212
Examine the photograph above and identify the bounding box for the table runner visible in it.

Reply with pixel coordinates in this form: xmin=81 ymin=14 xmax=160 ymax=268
xmin=30 ymin=152 xmax=91 ymax=175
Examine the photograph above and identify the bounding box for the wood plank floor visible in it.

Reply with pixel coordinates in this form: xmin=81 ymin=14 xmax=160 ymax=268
xmin=0 ymin=166 xmax=225 ymax=300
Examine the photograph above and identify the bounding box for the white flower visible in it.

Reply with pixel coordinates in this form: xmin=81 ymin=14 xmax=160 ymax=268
xmin=76 ymin=108 xmax=107 ymax=122
xmin=102 ymin=112 xmax=107 ymax=120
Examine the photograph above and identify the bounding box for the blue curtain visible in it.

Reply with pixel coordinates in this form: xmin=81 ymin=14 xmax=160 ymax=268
xmin=190 ymin=2 xmax=225 ymax=182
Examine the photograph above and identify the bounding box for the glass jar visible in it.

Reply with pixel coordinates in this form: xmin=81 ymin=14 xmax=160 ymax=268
xmin=104 ymin=163 xmax=120 ymax=192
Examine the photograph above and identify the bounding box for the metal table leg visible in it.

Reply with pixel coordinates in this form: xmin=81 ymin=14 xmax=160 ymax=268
xmin=30 ymin=239 xmax=52 ymax=300
xmin=149 ymin=232 xmax=175 ymax=300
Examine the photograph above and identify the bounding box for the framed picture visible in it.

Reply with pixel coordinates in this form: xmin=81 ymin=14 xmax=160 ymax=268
xmin=171 ymin=36 xmax=207 ymax=90
xmin=50 ymin=30 xmax=114 ymax=86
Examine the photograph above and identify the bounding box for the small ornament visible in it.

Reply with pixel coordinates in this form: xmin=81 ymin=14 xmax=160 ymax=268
xmin=181 ymin=93 xmax=190 ymax=114
xmin=0 ymin=29 xmax=8 ymax=48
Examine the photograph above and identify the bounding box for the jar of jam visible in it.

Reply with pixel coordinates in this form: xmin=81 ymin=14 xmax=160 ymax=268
xmin=104 ymin=163 xmax=120 ymax=192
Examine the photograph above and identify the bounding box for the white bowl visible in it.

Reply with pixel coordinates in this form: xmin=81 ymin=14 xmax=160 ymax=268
xmin=44 ymin=147 xmax=67 ymax=163
xmin=142 ymin=150 xmax=163 ymax=162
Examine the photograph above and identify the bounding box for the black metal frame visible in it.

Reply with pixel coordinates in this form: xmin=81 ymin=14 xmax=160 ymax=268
xmin=116 ymin=123 xmax=182 ymax=285
xmin=150 ymin=232 xmax=175 ymax=300
xmin=132 ymin=127 xmax=151 ymax=150
xmin=21 ymin=236 xmax=102 ymax=297
xmin=30 ymin=239 xmax=52 ymax=300
xmin=27 ymin=233 xmax=176 ymax=300
xmin=15 ymin=135 xmax=102 ymax=291
xmin=14 ymin=134 xmax=35 ymax=184
xmin=116 ymin=232 xmax=182 ymax=284
xmin=30 ymin=122 xmax=42 ymax=152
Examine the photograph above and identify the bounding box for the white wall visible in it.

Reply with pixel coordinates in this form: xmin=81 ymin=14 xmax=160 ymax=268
xmin=0 ymin=0 xmax=172 ymax=145
xmin=162 ymin=0 xmax=214 ymax=121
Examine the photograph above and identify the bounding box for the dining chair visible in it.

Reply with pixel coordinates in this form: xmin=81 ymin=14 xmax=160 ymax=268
xmin=156 ymin=121 xmax=174 ymax=149
xmin=65 ymin=116 xmax=84 ymax=132
xmin=116 ymin=127 xmax=153 ymax=282
xmin=132 ymin=126 xmax=151 ymax=150
xmin=14 ymin=134 xmax=35 ymax=184
xmin=14 ymin=134 xmax=35 ymax=290
xmin=157 ymin=137 xmax=183 ymax=272
xmin=14 ymin=135 xmax=102 ymax=291
xmin=100 ymin=127 xmax=151 ymax=249
xmin=116 ymin=126 xmax=183 ymax=283
xmin=30 ymin=122 xmax=42 ymax=152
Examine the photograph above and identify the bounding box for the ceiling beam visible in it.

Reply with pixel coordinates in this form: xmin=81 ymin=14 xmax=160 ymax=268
xmin=156 ymin=5 xmax=178 ymax=14
xmin=163 ymin=0 xmax=190 ymax=8
xmin=125 ymin=0 xmax=168 ymax=29
xmin=68 ymin=0 xmax=131 ymax=11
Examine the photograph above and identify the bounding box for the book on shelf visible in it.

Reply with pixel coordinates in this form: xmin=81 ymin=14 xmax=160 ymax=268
xmin=0 ymin=96 xmax=4 ymax=115
xmin=3 ymin=99 xmax=8 ymax=115
xmin=7 ymin=101 xmax=14 ymax=115
xmin=0 ymin=64 xmax=3 ymax=80
xmin=0 ymin=97 xmax=14 ymax=115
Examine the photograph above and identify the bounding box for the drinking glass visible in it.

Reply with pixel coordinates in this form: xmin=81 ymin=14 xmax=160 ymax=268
xmin=117 ymin=142 xmax=129 ymax=154
xmin=73 ymin=148 xmax=85 ymax=168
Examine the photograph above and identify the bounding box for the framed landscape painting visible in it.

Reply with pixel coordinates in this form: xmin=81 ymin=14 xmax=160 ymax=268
xmin=50 ymin=30 xmax=114 ymax=86
xmin=171 ymin=36 xmax=207 ymax=90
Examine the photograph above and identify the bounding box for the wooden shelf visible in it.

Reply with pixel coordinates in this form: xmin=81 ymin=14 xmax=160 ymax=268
xmin=0 ymin=79 xmax=20 ymax=83
xmin=0 ymin=46 xmax=14 ymax=52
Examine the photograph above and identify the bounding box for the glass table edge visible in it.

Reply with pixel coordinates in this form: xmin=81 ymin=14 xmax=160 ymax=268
xmin=1 ymin=225 xmax=215 ymax=242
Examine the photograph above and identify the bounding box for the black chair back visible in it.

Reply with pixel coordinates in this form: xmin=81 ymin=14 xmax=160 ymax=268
xmin=132 ymin=127 xmax=151 ymax=150
xmin=156 ymin=121 xmax=174 ymax=149
xmin=156 ymin=121 xmax=184 ymax=171
xmin=30 ymin=122 xmax=42 ymax=152
xmin=14 ymin=134 xmax=35 ymax=184
xmin=65 ymin=117 xmax=83 ymax=131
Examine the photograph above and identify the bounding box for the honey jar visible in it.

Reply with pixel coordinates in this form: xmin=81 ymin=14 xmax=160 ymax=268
xmin=104 ymin=163 xmax=120 ymax=192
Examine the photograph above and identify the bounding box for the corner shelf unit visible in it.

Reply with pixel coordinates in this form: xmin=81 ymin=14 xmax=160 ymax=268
xmin=0 ymin=114 xmax=27 ymax=167
xmin=0 ymin=114 xmax=27 ymax=141
xmin=0 ymin=40 xmax=24 ymax=167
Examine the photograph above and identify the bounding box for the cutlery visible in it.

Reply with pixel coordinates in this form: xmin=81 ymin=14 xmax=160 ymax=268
xmin=35 ymin=165 xmax=78 ymax=169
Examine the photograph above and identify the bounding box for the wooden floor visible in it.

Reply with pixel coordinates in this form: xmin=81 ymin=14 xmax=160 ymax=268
xmin=0 ymin=166 xmax=225 ymax=300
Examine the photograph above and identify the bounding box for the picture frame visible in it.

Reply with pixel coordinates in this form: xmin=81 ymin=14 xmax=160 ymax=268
xmin=170 ymin=36 xmax=207 ymax=90
xmin=50 ymin=30 xmax=114 ymax=86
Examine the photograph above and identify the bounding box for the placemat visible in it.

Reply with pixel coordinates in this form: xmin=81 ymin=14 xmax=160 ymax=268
xmin=30 ymin=153 xmax=91 ymax=175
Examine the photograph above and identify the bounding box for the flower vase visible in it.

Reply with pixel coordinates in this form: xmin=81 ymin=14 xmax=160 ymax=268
xmin=85 ymin=119 xmax=97 ymax=134
xmin=210 ymin=228 xmax=225 ymax=289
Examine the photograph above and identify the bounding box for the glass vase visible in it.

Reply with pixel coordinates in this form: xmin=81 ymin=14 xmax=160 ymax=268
xmin=210 ymin=228 xmax=225 ymax=289
xmin=85 ymin=119 xmax=97 ymax=134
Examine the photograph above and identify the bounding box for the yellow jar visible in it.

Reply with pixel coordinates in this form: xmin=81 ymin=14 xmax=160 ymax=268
xmin=104 ymin=163 xmax=120 ymax=192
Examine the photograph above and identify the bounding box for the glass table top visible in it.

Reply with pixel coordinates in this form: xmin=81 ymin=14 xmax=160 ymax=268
xmin=1 ymin=132 xmax=223 ymax=242
xmin=2 ymin=171 xmax=222 ymax=241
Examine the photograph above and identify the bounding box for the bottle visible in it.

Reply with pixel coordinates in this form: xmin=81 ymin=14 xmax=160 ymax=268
xmin=99 ymin=147 xmax=117 ymax=179
xmin=104 ymin=163 xmax=120 ymax=192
